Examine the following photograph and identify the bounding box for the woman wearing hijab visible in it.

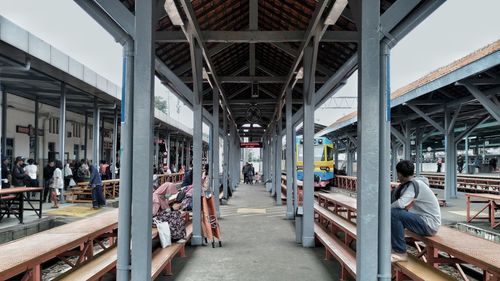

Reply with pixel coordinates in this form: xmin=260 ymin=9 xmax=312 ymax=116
xmin=152 ymin=181 xmax=178 ymax=216
xmin=50 ymin=161 xmax=64 ymax=208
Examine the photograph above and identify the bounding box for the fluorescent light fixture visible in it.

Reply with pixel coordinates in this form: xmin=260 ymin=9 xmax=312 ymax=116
xmin=164 ymin=0 xmax=184 ymax=26
xmin=243 ymin=129 xmax=249 ymax=132
xmin=296 ymin=67 xmax=304 ymax=80
xmin=325 ymin=0 xmax=348 ymax=25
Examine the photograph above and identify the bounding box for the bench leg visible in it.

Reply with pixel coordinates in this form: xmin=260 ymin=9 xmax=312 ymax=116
xmin=324 ymin=249 xmax=333 ymax=261
xmin=163 ymin=261 xmax=173 ymax=276
xmin=340 ymin=265 xmax=349 ymax=281
xmin=395 ymin=269 xmax=407 ymax=281
xmin=179 ymin=245 xmax=186 ymax=258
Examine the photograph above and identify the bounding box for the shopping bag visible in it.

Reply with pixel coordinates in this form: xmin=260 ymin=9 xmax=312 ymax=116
xmin=153 ymin=218 xmax=171 ymax=248
xmin=69 ymin=178 xmax=77 ymax=187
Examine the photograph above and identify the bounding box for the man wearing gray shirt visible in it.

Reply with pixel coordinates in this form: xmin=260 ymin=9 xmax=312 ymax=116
xmin=391 ymin=160 xmax=441 ymax=262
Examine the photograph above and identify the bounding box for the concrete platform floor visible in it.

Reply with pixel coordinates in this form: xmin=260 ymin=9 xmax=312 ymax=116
xmin=160 ymin=183 xmax=341 ymax=281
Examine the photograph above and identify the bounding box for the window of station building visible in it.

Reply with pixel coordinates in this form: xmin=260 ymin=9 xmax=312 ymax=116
xmin=73 ymin=123 xmax=81 ymax=138
xmin=49 ymin=118 xmax=59 ymax=134
xmin=88 ymin=125 xmax=93 ymax=140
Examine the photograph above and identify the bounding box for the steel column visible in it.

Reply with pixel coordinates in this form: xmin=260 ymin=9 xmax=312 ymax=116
xmin=166 ymin=133 xmax=171 ymax=168
xmin=274 ymin=125 xmax=282 ymax=205
xmin=347 ymin=145 xmax=354 ymax=176
xmin=190 ymin=38 xmax=204 ymax=246
xmin=92 ymin=101 xmax=100 ymax=166
xmin=84 ymin=113 xmax=88 ymax=161
xmin=404 ymin=122 xmax=411 ymax=160
xmin=186 ymin=140 xmax=191 ymax=167
xmin=175 ymin=139 xmax=179 ymax=171
xmin=285 ymin=88 xmax=294 ymax=218
xmin=292 ymin=128 xmax=298 ymax=213
xmin=180 ymin=139 xmax=184 ymax=168
xmin=464 ymin=136 xmax=469 ymax=174
xmin=357 ymin=0 xmax=381 ymax=278
xmin=378 ymin=39 xmax=391 ymax=281
xmin=415 ymin=127 xmax=422 ymax=176
xmin=222 ymin=109 xmax=229 ymax=199
xmin=391 ymin=143 xmax=399 ymax=182
xmin=212 ymin=89 xmax=220 ymax=216
xmin=112 ymin=109 xmax=118 ymax=179
xmin=444 ymin=108 xmax=457 ymax=200
xmin=0 ymin=86 xmax=3 ymax=162
xmin=117 ymin=41 xmax=134 ymax=281
xmin=130 ymin=1 xmax=154 ymax=278
xmin=334 ymin=140 xmax=339 ymax=174
xmin=34 ymin=97 xmax=39 ymax=163
xmin=59 ymin=83 xmax=66 ymax=203
xmin=302 ymin=37 xmax=318 ymax=248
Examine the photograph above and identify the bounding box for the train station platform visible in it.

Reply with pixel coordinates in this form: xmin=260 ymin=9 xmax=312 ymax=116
xmin=159 ymin=183 xmax=339 ymax=281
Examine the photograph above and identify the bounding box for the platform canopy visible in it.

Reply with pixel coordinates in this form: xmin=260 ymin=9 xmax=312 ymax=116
xmin=88 ymin=0 xmax=443 ymax=140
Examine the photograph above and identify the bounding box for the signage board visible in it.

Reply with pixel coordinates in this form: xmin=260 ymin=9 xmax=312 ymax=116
xmin=240 ymin=142 xmax=262 ymax=148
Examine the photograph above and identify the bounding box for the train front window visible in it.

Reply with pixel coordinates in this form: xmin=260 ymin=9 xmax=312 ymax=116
xmin=327 ymin=146 xmax=334 ymax=161
xmin=314 ymin=146 xmax=326 ymax=161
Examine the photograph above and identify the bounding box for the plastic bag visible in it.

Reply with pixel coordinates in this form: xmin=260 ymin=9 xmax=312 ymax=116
xmin=69 ymin=178 xmax=77 ymax=187
xmin=153 ymin=218 xmax=171 ymax=248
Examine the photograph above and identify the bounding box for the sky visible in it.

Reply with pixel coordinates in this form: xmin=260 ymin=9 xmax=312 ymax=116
xmin=0 ymin=0 xmax=499 ymax=128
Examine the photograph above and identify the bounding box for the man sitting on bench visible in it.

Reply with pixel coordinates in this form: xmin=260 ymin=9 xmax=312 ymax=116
xmin=391 ymin=160 xmax=441 ymax=262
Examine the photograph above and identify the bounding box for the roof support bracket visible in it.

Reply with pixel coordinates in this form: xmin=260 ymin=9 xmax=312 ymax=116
xmin=458 ymin=81 xmax=500 ymax=123
xmin=406 ymin=104 xmax=445 ymax=134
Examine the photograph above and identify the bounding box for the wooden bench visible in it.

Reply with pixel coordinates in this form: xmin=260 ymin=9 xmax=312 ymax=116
xmin=57 ymin=223 xmax=193 ymax=281
xmin=393 ymin=255 xmax=455 ymax=281
xmin=406 ymin=226 xmax=500 ymax=279
xmin=314 ymin=223 xmax=356 ymax=280
xmin=314 ymin=192 xmax=462 ymax=280
xmin=465 ymin=193 xmax=500 ymax=228
xmin=314 ymin=202 xmax=356 ymax=247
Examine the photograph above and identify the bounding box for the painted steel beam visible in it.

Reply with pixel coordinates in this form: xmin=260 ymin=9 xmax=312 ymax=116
xmin=460 ymin=82 xmax=500 ymax=123
xmin=155 ymin=30 xmax=358 ymax=43
xmin=180 ymin=0 xmax=239 ymax=131
xmin=406 ymin=103 xmax=445 ymax=134
xmin=182 ymin=76 xmax=329 ymax=83
xmin=292 ymin=0 xmax=444 ymax=126
xmin=91 ymin=0 xmax=214 ymax=122
xmin=455 ymin=115 xmax=490 ymax=143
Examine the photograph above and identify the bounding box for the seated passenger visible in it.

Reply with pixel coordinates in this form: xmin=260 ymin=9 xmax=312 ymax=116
xmin=391 ymin=160 xmax=441 ymax=262
xmin=181 ymin=164 xmax=193 ymax=187
xmin=153 ymin=181 xmax=178 ymax=216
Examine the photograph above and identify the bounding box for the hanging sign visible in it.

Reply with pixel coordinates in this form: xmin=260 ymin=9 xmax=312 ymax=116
xmin=240 ymin=142 xmax=262 ymax=148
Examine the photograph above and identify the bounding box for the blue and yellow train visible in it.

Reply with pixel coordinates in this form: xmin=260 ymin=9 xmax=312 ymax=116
xmin=296 ymin=136 xmax=335 ymax=188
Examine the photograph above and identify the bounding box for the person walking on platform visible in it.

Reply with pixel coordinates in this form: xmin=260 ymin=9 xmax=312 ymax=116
xmin=50 ymin=161 xmax=64 ymax=208
xmin=1 ymin=156 xmax=11 ymax=188
xmin=43 ymin=160 xmax=55 ymax=202
xmin=89 ymin=164 xmax=106 ymax=209
xmin=391 ymin=160 xmax=441 ymax=262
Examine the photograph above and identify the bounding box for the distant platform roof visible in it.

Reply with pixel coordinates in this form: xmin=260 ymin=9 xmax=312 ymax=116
xmin=318 ymin=40 xmax=500 ymax=138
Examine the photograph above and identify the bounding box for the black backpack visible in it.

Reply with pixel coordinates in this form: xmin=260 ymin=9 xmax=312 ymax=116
xmin=391 ymin=179 xmax=420 ymax=203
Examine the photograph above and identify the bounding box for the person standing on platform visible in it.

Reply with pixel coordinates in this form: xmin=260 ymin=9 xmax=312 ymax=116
xmin=50 ymin=161 xmax=64 ymax=208
xmin=391 ymin=160 xmax=441 ymax=262
xmin=457 ymin=155 xmax=464 ymax=173
xmin=489 ymin=157 xmax=497 ymax=172
xmin=436 ymin=157 xmax=442 ymax=173
xmin=1 ymin=156 xmax=11 ymax=188
xmin=43 ymin=160 xmax=55 ymax=202
xmin=64 ymin=162 xmax=73 ymax=190
xmin=89 ymin=164 xmax=106 ymax=209
xmin=25 ymin=159 xmax=39 ymax=197
xmin=12 ymin=156 xmax=28 ymax=187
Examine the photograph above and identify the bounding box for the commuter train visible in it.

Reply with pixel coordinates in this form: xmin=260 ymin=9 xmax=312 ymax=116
xmin=296 ymin=136 xmax=335 ymax=188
